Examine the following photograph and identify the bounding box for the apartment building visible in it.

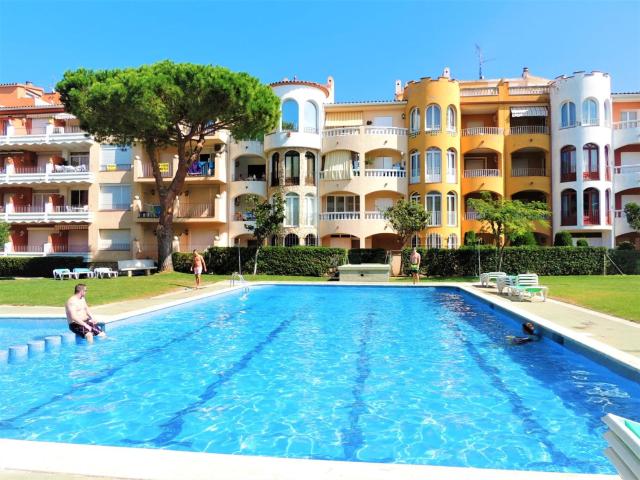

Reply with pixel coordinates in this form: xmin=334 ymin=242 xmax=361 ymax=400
xmin=1 ymin=70 xmax=637 ymax=263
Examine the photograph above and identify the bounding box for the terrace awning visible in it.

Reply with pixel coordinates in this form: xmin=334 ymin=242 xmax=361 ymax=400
xmin=510 ymin=106 xmax=548 ymax=117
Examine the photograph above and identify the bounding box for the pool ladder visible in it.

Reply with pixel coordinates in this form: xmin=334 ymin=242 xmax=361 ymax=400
xmin=230 ymin=272 xmax=249 ymax=293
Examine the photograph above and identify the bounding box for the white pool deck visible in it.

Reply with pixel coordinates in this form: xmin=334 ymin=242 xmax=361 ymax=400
xmin=1 ymin=279 xmax=638 ymax=480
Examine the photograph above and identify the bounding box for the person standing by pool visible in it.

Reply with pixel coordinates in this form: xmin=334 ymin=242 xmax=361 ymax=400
xmin=65 ymin=284 xmax=105 ymax=343
xmin=191 ymin=249 xmax=207 ymax=289
xmin=410 ymin=247 xmax=421 ymax=285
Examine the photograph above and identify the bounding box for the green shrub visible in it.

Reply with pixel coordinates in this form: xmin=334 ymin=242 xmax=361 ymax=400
xmin=554 ymin=231 xmax=573 ymax=246
xmin=0 ymin=256 xmax=85 ymax=278
xmin=510 ymin=231 xmax=537 ymax=247
xmin=401 ymin=246 xmax=607 ymax=276
xmin=576 ymin=239 xmax=589 ymax=247
xmin=173 ymin=246 xmax=347 ymax=276
xmin=616 ymin=241 xmax=635 ymax=251
xmin=607 ymin=250 xmax=640 ymax=274
xmin=348 ymin=248 xmax=386 ymax=264
xmin=464 ymin=231 xmax=479 ymax=246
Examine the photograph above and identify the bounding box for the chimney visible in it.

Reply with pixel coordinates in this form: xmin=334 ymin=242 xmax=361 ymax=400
xmin=442 ymin=67 xmax=451 ymax=79
xmin=394 ymin=80 xmax=402 ymax=100
xmin=522 ymin=67 xmax=530 ymax=79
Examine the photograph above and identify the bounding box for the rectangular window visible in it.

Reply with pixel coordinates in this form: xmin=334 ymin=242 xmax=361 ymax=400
xmin=326 ymin=195 xmax=359 ymax=212
xmin=99 ymin=184 xmax=131 ymax=210
xmin=410 ymin=152 xmax=420 ymax=183
xmin=69 ymin=152 xmax=90 ymax=168
xmin=99 ymin=229 xmax=130 ymax=251
xmin=373 ymin=116 xmax=393 ymax=127
xmin=70 ymin=190 xmax=89 ymax=207
xmin=621 ymin=111 xmax=638 ymax=127
xmin=101 ymin=145 xmax=132 ymax=170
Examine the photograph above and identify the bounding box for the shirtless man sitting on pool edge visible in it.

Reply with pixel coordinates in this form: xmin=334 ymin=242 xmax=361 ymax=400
xmin=65 ymin=284 xmax=106 ymax=343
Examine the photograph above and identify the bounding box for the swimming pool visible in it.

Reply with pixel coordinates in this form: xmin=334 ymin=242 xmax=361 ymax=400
xmin=0 ymin=285 xmax=637 ymax=474
xmin=0 ymin=317 xmax=68 ymax=351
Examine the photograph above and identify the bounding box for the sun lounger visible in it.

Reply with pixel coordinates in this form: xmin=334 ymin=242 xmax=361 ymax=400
xmin=508 ymin=274 xmax=548 ymax=301
xmin=53 ymin=268 xmax=76 ymax=280
xmin=479 ymin=272 xmax=507 ymax=287
xmin=602 ymin=413 xmax=640 ymax=479
xmin=72 ymin=267 xmax=94 ymax=279
xmin=496 ymin=275 xmax=517 ymax=295
xmin=94 ymin=267 xmax=118 ymax=279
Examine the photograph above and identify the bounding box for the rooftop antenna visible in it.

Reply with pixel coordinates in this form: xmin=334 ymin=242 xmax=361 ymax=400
xmin=475 ymin=44 xmax=495 ymax=80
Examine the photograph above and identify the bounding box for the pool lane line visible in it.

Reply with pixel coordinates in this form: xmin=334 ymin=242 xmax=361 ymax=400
xmin=441 ymin=295 xmax=595 ymax=472
xmin=121 ymin=313 xmax=297 ymax=448
xmin=340 ymin=311 xmax=376 ymax=462
xmin=0 ymin=301 xmax=253 ymax=431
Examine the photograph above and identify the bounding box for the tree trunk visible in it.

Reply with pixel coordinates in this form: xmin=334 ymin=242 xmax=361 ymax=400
xmin=253 ymin=245 xmax=260 ymax=275
xmin=157 ymin=219 xmax=174 ymax=272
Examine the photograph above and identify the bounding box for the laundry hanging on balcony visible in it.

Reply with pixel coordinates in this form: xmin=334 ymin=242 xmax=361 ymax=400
xmin=510 ymin=106 xmax=548 ymax=117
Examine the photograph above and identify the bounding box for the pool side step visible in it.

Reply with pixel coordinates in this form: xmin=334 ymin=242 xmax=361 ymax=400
xmin=2 ymin=331 xmax=87 ymax=365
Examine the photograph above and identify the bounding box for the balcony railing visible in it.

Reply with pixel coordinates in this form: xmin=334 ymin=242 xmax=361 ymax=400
xmin=508 ymin=86 xmax=550 ymax=95
xmin=12 ymin=244 xmax=45 ymax=253
xmin=464 ymin=211 xmax=481 ymax=220
xmin=284 ymin=177 xmax=300 ymax=186
xmin=364 ymin=169 xmax=406 ymax=177
xmin=614 ymin=164 xmax=640 ymax=175
xmin=561 ymin=215 xmax=577 ymax=226
xmin=425 ymin=173 xmax=442 ymax=183
xmin=319 ymin=212 xmax=360 ymax=220
xmin=464 ymin=169 xmax=500 ymax=178
xmin=583 ymin=171 xmax=600 ymax=181
xmin=141 ymin=163 xmax=173 ymax=178
xmin=0 ymin=125 xmax=87 ymax=141
xmin=460 ymin=87 xmax=499 ymax=97
xmin=447 ymin=212 xmax=457 ymax=226
xmin=583 ymin=211 xmax=600 ymax=225
xmin=305 ymin=175 xmax=316 ymax=186
xmin=614 ymin=120 xmax=639 ymax=130
xmin=561 ymin=172 xmax=576 ymax=182
xmin=364 ymin=211 xmax=385 ymax=219
xmin=1 ymin=204 xmax=91 ymax=222
xmin=511 ymin=167 xmax=546 ymax=177
xmin=427 ymin=211 xmax=441 ymax=226
xmin=507 ymin=126 xmax=549 ymax=135
xmin=303 ymin=127 xmax=319 ymax=134
xmin=461 ymin=127 xmax=504 ymax=136
xmin=233 ymin=173 xmax=266 ymax=181
xmin=99 ymin=242 xmax=130 ymax=251
xmin=176 ymin=203 xmax=215 ymax=218
xmin=322 ymin=126 xmax=408 ymax=137
xmin=51 ymin=244 xmax=90 ymax=253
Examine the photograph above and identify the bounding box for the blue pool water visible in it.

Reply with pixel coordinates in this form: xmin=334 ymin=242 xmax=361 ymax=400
xmin=0 ymin=318 xmax=68 ymax=350
xmin=0 ymin=285 xmax=638 ymax=473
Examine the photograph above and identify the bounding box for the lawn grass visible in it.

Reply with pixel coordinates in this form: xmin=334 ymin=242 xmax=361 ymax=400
xmin=540 ymin=275 xmax=640 ymax=323
xmin=0 ymin=272 xmax=328 ymax=307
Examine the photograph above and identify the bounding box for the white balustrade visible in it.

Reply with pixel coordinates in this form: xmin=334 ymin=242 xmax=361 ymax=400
xmin=364 ymin=211 xmax=386 ymax=219
xmin=460 ymin=87 xmax=499 ymax=97
xmin=323 ymin=126 xmax=408 ymax=137
xmin=465 ymin=211 xmax=481 ymax=220
xmin=464 ymin=169 xmax=501 ymax=178
xmin=424 ymin=173 xmax=442 ymax=183
xmin=511 ymin=167 xmax=546 ymax=177
xmin=364 ymin=126 xmax=408 ymax=136
xmin=364 ymin=169 xmax=406 ymax=177
xmin=507 ymin=126 xmax=549 ymax=135
xmin=461 ymin=127 xmax=504 ymax=136
xmin=614 ymin=164 xmax=640 ymax=175
xmin=447 ymin=212 xmax=457 ymax=226
xmin=319 ymin=212 xmax=360 ymax=220
xmin=323 ymin=127 xmax=360 ymax=137
xmin=614 ymin=120 xmax=640 ymax=130
xmin=508 ymin=86 xmax=550 ymax=95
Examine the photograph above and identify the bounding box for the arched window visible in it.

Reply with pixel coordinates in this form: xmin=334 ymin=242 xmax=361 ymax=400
xmin=410 ymin=192 xmax=420 ymax=203
xmin=270 ymin=152 xmax=280 ymax=186
xmin=582 ymin=143 xmax=599 ymax=180
xmin=561 ymin=101 xmax=576 ymax=128
xmin=425 ymin=104 xmax=441 ymax=132
xmin=305 ymin=152 xmax=315 ymax=184
xmin=446 ymin=191 xmax=457 ymax=226
xmin=604 ymin=99 xmax=611 ymax=127
xmin=410 ymin=150 xmax=420 ymax=183
xmin=425 ymin=148 xmax=442 ymax=182
xmin=304 ymin=233 xmax=317 ymax=246
xmin=560 ymin=189 xmax=577 ymax=225
xmin=409 ymin=108 xmax=420 ymax=133
xmin=284 ymin=233 xmax=299 ymax=247
xmin=446 ymin=148 xmax=457 ymax=183
xmin=304 ymin=193 xmax=316 ymax=226
xmin=270 ymin=235 xmax=280 ymax=246
xmin=583 ymin=187 xmax=600 ymax=225
xmin=605 ymin=145 xmax=611 ymax=180
xmin=281 ymin=99 xmax=299 ymax=131
xmin=582 ymin=98 xmax=599 ymax=126
xmin=446 ymin=105 xmax=457 ymax=133
xmin=560 ymin=146 xmax=576 ymax=182
xmin=284 ymin=150 xmax=300 ymax=185
xmin=284 ymin=192 xmax=299 ymax=226
xmin=304 ymin=101 xmax=318 ymax=133
xmin=426 ymin=233 xmax=442 ymax=249
xmin=411 ymin=234 xmax=421 ymax=248
xmin=426 ymin=191 xmax=441 ymax=226
xmin=447 ymin=233 xmax=458 ymax=249
xmin=605 ymin=188 xmax=612 ymax=224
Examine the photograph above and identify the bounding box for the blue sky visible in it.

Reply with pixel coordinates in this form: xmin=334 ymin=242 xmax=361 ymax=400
xmin=0 ymin=0 xmax=638 ymax=101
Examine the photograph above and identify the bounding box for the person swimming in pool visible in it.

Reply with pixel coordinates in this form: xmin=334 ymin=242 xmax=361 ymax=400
xmin=509 ymin=322 xmax=541 ymax=345
xmin=65 ymin=284 xmax=106 ymax=343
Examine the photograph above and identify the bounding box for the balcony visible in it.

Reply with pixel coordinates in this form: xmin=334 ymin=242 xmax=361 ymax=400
xmin=508 ymin=86 xmax=550 ymax=96
xmin=319 ymin=212 xmax=360 ymax=220
xmin=507 ymin=126 xmax=549 ymax=135
xmin=464 ymin=169 xmax=500 ymax=178
xmin=1 ymin=205 xmax=91 ymax=223
xmin=613 ymin=164 xmax=640 ymax=192
xmin=460 ymin=87 xmax=499 ymax=97
xmin=613 ymin=120 xmax=640 ymax=149
xmin=139 ymin=162 xmax=173 ymax=179
xmin=0 ymin=164 xmax=93 ymax=185
xmin=461 ymin=127 xmax=504 ymax=153
xmin=511 ymin=167 xmax=546 ymax=177
xmin=426 ymin=211 xmax=441 ymax=227
xmin=462 ymin=127 xmax=504 ymax=136
xmin=561 ymin=172 xmax=577 ymax=183
xmin=583 ymin=171 xmax=600 ymax=181
xmin=425 ymin=172 xmax=441 ymax=183
xmin=230 ymin=176 xmax=267 ymax=198
xmin=364 ymin=168 xmax=406 ymax=178
xmin=464 ymin=211 xmax=481 ymax=220
xmin=561 ymin=214 xmax=577 ymax=226
xmin=319 ymin=168 xmax=407 ymax=195
xmin=1 ymin=242 xmax=90 ymax=259
xmin=321 ymin=126 xmax=407 ymax=153
xmin=0 ymin=125 xmax=90 ymax=146
xmin=583 ymin=210 xmax=600 ymax=226
xmin=138 ymin=203 xmax=217 ymax=222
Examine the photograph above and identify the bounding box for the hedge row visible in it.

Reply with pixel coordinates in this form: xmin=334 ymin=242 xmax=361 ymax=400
xmin=402 ymin=247 xmax=617 ymax=276
xmin=347 ymin=248 xmax=387 ymax=264
xmin=0 ymin=256 xmax=85 ymax=277
xmin=173 ymin=246 xmax=348 ymax=276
